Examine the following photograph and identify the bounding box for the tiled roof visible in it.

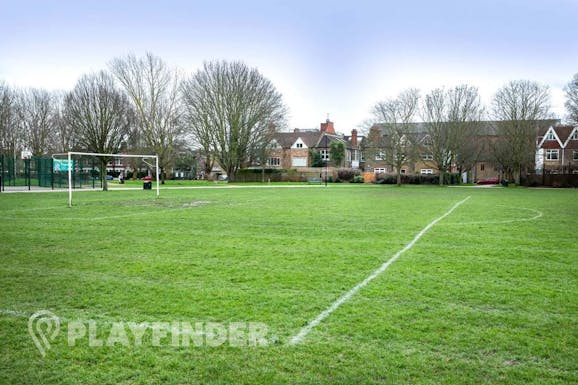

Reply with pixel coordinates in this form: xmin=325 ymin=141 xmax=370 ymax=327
xmin=372 ymin=120 xmax=560 ymax=137
xmin=553 ymin=125 xmax=574 ymax=142
xmin=274 ymin=131 xmax=322 ymax=148
xmin=273 ymin=130 xmax=363 ymax=149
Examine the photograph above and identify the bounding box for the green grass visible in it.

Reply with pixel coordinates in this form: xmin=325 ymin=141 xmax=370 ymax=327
xmin=0 ymin=185 xmax=576 ymax=384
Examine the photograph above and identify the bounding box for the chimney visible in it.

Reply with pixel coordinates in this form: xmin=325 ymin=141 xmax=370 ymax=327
xmin=351 ymin=129 xmax=358 ymax=146
xmin=320 ymin=119 xmax=335 ymax=134
xmin=294 ymin=128 xmax=300 ymax=133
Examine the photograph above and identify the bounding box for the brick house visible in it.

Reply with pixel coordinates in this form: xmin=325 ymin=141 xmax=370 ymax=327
xmin=363 ymin=123 xmax=435 ymax=176
xmin=364 ymin=120 xmax=560 ymax=182
xmin=269 ymin=119 xmax=363 ymax=170
xmin=536 ymin=124 xmax=578 ymax=174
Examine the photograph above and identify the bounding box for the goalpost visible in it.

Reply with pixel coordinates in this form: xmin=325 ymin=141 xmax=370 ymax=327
xmin=53 ymin=152 xmax=159 ymax=207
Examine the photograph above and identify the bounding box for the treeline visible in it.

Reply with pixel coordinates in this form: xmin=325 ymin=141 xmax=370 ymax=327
xmin=368 ymin=74 xmax=578 ymax=185
xmin=0 ymin=52 xmax=287 ymax=185
xmin=0 ymin=51 xmax=576 ymax=185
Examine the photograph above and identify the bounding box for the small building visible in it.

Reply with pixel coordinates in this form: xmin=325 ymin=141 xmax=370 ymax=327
xmin=269 ymin=119 xmax=363 ymax=170
xmin=536 ymin=124 xmax=578 ymax=174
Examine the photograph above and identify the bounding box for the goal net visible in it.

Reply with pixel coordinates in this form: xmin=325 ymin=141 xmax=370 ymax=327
xmin=52 ymin=151 xmax=159 ymax=207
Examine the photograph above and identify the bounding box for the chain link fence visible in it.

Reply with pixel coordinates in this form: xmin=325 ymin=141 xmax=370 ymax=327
xmin=0 ymin=156 xmax=102 ymax=191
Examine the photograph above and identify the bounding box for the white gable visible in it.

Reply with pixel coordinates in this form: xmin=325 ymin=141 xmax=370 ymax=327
xmin=537 ymin=126 xmax=564 ymax=148
xmin=291 ymin=137 xmax=308 ymax=149
xmin=564 ymin=127 xmax=578 ymax=146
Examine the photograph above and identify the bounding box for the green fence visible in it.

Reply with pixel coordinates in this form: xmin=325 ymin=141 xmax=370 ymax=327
xmin=0 ymin=156 xmax=103 ymax=191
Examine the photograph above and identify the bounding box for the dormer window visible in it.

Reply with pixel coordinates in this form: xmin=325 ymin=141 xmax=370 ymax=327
xmin=545 ymin=131 xmax=556 ymax=141
xmin=571 ymin=131 xmax=578 ymax=140
xmin=269 ymin=140 xmax=281 ymax=149
xmin=296 ymin=143 xmax=303 ymax=148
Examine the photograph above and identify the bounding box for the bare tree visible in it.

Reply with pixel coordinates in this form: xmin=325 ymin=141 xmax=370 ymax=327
xmin=492 ymin=80 xmax=550 ymax=184
xmin=446 ymin=85 xmax=484 ymax=182
xmin=0 ymin=83 xmax=24 ymax=164
xmin=423 ymin=88 xmax=453 ymax=185
xmin=63 ymin=71 xmax=134 ymax=190
xmin=0 ymin=82 xmax=19 ymax=157
xmin=565 ymin=72 xmax=578 ymax=125
xmin=422 ymin=86 xmax=483 ymax=185
xmin=372 ymin=88 xmax=420 ymax=186
xmin=180 ymin=60 xmax=287 ymax=182
xmin=16 ymin=88 xmax=60 ymax=156
xmin=50 ymin=91 xmax=78 ymax=153
xmin=109 ymin=52 xmax=182 ymax=183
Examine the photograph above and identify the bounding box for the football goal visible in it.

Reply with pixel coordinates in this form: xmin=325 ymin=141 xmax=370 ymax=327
xmin=52 ymin=152 xmax=159 ymax=207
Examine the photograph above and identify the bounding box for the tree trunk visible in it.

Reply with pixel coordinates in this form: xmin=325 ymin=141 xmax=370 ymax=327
xmin=439 ymin=170 xmax=444 ymax=186
xmin=396 ymin=170 xmax=402 ymax=186
xmin=514 ymin=168 xmax=521 ymax=185
xmin=226 ymin=165 xmax=236 ymax=182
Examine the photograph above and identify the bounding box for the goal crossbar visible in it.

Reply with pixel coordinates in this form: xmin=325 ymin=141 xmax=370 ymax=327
xmin=53 ymin=152 xmax=159 ymax=207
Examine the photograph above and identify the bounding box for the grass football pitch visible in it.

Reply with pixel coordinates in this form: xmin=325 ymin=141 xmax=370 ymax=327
xmin=0 ymin=185 xmax=576 ymax=384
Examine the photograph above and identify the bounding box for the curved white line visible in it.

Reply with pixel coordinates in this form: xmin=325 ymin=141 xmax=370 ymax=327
xmin=442 ymin=205 xmax=543 ymax=225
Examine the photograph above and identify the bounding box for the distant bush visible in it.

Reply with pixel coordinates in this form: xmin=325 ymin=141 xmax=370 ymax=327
xmin=352 ymin=175 xmax=365 ymax=183
xmin=374 ymin=173 xmax=459 ymax=185
xmin=337 ymin=168 xmax=360 ymax=182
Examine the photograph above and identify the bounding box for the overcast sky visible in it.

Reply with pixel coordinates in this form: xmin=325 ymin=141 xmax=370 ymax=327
xmin=1 ymin=0 xmax=577 ymax=133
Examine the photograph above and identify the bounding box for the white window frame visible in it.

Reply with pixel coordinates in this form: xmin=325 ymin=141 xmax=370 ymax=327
xmin=320 ymin=149 xmax=330 ymax=161
xmin=572 ymin=131 xmax=578 ymax=140
xmin=420 ymin=169 xmax=433 ymax=175
xmin=375 ymin=151 xmax=385 ymax=160
xmin=268 ymin=157 xmax=280 ymax=166
xmin=546 ymin=149 xmax=559 ymax=161
xmin=573 ymin=150 xmax=578 ymax=161
xmin=374 ymin=167 xmax=387 ymax=174
xmin=545 ymin=131 xmax=556 ymax=141
xmin=421 ymin=154 xmax=433 ymax=161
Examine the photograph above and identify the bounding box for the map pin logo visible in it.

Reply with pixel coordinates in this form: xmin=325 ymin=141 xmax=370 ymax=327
xmin=28 ymin=310 xmax=60 ymax=357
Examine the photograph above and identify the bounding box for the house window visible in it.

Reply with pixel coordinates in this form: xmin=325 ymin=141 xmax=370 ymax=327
xmin=320 ymin=149 xmax=330 ymax=161
xmin=268 ymin=157 xmax=280 ymax=166
xmin=420 ymin=169 xmax=433 ymax=175
xmin=546 ymin=149 xmax=559 ymax=160
xmin=400 ymin=169 xmax=406 ymax=175
xmin=573 ymin=150 xmax=578 ymax=161
xmin=374 ymin=167 xmax=387 ymax=174
xmin=545 ymin=131 xmax=556 ymax=141
xmin=296 ymin=143 xmax=303 ymax=148
xmin=421 ymin=154 xmax=433 ymax=161
xmin=375 ymin=151 xmax=385 ymax=160
xmin=480 ymin=163 xmax=485 ymax=171
xmin=572 ymin=131 xmax=578 ymax=140
xmin=351 ymin=150 xmax=358 ymax=161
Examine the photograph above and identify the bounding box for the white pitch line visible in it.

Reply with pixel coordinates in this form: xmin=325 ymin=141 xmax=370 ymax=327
xmin=289 ymin=195 xmax=472 ymax=345
xmin=440 ymin=205 xmax=542 ymax=226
